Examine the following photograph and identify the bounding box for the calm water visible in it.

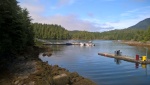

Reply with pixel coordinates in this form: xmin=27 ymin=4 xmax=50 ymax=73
xmin=39 ymin=40 xmax=150 ymax=85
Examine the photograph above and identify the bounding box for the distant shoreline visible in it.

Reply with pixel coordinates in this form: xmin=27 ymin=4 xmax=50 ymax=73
xmin=120 ymin=40 xmax=150 ymax=47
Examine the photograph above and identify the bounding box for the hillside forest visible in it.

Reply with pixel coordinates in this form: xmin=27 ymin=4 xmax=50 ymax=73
xmin=32 ymin=23 xmax=150 ymax=42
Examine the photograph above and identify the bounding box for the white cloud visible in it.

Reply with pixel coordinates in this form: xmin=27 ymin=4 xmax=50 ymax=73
xmin=83 ymin=6 xmax=150 ymax=30
xmin=20 ymin=3 xmax=44 ymax=13
xmin=121 ymin=9 xmax=139 ymax=17
xmin=32 ymin=14 xmax=113 ymax=32
xmin=17 ymin=0 xmax=113 ymax=32
xmin=83 ymin=18 xmax=114 ymax=29
xmin=17 ymin=0 xmax=150 ymax=32
xmin=106 ymin=6 xmax=150 ymax=29
xmin=121 ymin=6 xmax=150 ymax=17
xmin=105 ymin=19 xmax=138 ymax=29
xmin=18 ymin=0 xmax=45 ymax=19
xmin=105 ymin=15 xmax=150 ymax=29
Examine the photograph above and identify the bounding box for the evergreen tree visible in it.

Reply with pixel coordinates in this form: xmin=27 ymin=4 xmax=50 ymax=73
xmin=0 ymin=0 xmax=34 ymax=57
xmin=32 ymin=23 xmax=70 ymax=40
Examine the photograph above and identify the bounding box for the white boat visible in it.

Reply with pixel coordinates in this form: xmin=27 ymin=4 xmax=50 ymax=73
xmin=80 ymin=43 xmax=85 ymax=46
xmin=80 ymin=41 xmax=95 ymax=46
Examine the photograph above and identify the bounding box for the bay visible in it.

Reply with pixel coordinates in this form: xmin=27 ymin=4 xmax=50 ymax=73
xmin=39 ymin=40 xmax=150 ymax=85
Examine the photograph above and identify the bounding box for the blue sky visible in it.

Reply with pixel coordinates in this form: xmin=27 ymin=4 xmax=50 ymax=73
xmin=17 ymin=0 xmax=150 ymax=32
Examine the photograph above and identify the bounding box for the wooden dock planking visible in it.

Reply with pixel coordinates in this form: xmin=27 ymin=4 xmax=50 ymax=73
xmin=98 ymin=53 xmax=150 ymax=64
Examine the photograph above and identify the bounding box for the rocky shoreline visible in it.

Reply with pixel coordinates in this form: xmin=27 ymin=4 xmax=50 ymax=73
xmin=0 ymin=46 xmax=96 ymax=85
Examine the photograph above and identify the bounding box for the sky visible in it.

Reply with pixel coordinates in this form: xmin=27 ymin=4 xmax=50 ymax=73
xmin=17 ymin=0 xmax=150 ymax=32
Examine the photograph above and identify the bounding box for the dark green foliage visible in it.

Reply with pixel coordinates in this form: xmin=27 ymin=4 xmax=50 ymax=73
xmin=0 ymin=0 xmax=34 ymax=56
xmin=98 ymin=29 xmax=142 ymax=40
xmin=32 ymin=23 xmax=70 ymax=40
xmin=143 ymin=27 xmax=150 ymax=41
xmin=70 ymin=31 xmax=101 ymax=40
xmin=98 ymin=27 xmax=150 ymax=41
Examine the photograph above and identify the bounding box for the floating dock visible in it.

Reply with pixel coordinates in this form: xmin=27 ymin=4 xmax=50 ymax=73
xmin=98 ymin=53 xmax=150 ymax=64
xmin=43 ymin=43 xmax=80 ymax=45
xmin=43 ymin=42 xmax=95 ymax=46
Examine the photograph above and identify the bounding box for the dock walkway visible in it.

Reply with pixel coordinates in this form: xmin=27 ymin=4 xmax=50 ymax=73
xmin=98 ymin=53 xmax=150 ymax=64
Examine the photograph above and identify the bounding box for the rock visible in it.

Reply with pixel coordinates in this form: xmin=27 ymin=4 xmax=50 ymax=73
xmin=18 ymin=81 xmax=24 ymax=85
xmin=42 ymin=53 xmax=46 ymax=56
xmin=71 ymin=78 xmax=77 ymax=82
xmin=53 ymin=73 xmax=67 ymax=79
xmin=42 ymin=52 xmax=52 ymax=57
xmin=28 ymin=81 xmax=35 ymax=85
xmin=53 ymin=65 xmax=59 ymax=68
xmin=70 ymin=72 xmax=79 ymax=78
xmin=53 ymin=73 xmax=69 ymax=85
xmin=14 ymin=80 xmax=19 ymax=85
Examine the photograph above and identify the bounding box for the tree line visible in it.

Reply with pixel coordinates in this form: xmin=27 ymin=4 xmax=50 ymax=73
xmin=32 ymin=23 xmax=103 ymax=40
xmin=32 ymin=23 xmax=70 ymax=40
xmin=99 ymin=28 xmax=150 ymax=42
xmin=70 ymin=31 xmax=101 ymax=40
xmin=32 ymin=23 xmax=150 ymax=42
xmin=0 ymin=0 xmax=34 ymax=61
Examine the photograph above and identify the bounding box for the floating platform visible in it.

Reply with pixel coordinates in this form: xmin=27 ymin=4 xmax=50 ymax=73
xmin=98 ymin=53 xmax=150 ymax=64
xmin=43 ymin=42 xmax=95 ymax=46
xmin=43 ymin=43 xmax=80 ymax=45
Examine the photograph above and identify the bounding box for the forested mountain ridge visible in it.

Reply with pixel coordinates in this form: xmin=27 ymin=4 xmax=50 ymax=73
xmin=32 ymin=18 xmax=150 ymax=41
xmin=127 ymin=18 xmax=150 ymax=30
xmin=99 ymin=17 xmax=150 ymax=41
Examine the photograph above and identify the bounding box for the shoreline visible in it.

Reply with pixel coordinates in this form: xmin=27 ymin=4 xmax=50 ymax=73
xmin=120 ymin=40 xmax=150 ymax=47
xmin=0 ymin=45 xmax=96 ymax=85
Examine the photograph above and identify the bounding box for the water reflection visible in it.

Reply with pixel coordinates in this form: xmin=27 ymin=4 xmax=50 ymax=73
xmin=114 ymin=58 xmax=121 ymax=65
xmin=48 ymin=45 xmax=65 ymax=51
xmin=135 ymin=63 xmax=139 ymax=69
xmin=113 ymin=59 xmax=149 ymax=77
xmin=135 ymin=63 xmax=147 ymax=69
xmin=113 ymin=59 xmax=148 ymax=69
xmin=142 ymin=64 xmax=147 ymax=68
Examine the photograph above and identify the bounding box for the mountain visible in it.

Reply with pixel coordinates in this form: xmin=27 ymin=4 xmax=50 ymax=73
xmin=127 ymin=18 xmax=150 ymax=30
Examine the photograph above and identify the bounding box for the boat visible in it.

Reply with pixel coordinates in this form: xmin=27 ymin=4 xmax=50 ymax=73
xmin=80 ymin=41 xmax=95 ymax=46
